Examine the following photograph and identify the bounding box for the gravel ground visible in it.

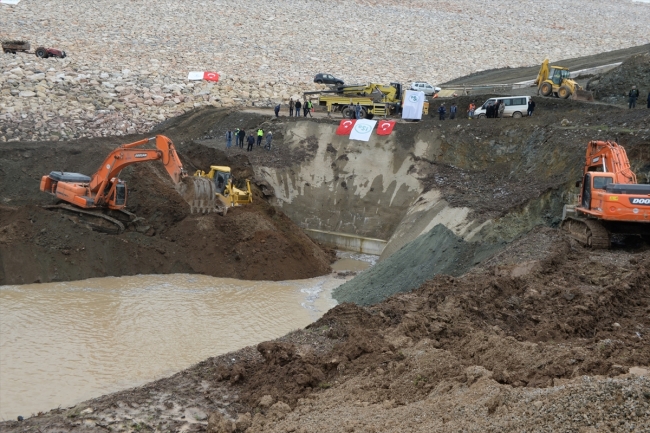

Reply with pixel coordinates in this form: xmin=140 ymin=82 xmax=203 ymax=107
xmin=1 ymin=0 xmax=649 ymax=141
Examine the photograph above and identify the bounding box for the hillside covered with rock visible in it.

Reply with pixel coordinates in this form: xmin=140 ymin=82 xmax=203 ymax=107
xmin=2 ymin=0 xmax=649 ymax=142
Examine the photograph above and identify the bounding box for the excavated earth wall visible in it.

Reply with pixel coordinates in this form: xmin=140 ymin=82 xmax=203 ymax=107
xmin=197 ymin=99 xmax=650 ymax=305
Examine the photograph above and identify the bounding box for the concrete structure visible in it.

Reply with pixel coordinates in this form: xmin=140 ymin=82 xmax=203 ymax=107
xmin=304 ymin=229 xmax=386 ymax=256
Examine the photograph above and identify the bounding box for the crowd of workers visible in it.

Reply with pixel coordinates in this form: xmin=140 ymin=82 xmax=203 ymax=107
xmin=224 ymin=128 xmax=273 ymax=151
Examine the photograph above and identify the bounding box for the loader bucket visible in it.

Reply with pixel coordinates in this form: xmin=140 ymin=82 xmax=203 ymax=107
xmin=571 ymin=89 xmax=594 ymax=102
xmin=176 ymin=177 xmax=228 ymax=215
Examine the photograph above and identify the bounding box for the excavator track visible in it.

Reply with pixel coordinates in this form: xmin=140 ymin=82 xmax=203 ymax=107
xmin=43 ymin=204 xmax=126 ymax=235
xmin=561 ymin=217 xmax=611 ymax=249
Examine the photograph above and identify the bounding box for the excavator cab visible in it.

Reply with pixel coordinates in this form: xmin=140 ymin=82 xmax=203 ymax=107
xmin=580 ymin=172 xmax=615 ymax=210
xmin=115 ymin=182 xmax=126 ymax=207
xmin=548 ymin=67 xmax=570 ymax=86
xmin=213 ymin=170 xmax=231 ymax=195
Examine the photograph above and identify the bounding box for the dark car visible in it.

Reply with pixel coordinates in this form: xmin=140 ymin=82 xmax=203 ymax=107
xmin=313 ymin=73 xmax=344 ymax=85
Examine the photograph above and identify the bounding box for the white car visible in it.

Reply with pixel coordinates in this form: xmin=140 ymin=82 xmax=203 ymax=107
xmin=410 ymin=82 xmax=441 ymax=96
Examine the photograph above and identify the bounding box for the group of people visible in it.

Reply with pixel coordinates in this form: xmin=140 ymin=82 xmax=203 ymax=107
xmin=225 ymin=127 xmax=272 ymax=151
xmin=288 ymin=99 xmax=314 ymax=117
xmin=439 ymin=98 xmax=537 ymax=119
xmin=484 ymin=100 xmax=505 ymax=119
xmin=628 ymin=85 xmax=650 ymax=109
xmin=437 ymin=103 xmax=458 ymax=120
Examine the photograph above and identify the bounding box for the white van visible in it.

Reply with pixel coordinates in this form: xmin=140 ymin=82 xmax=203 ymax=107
xmin=474 ymin=96 xmax=530 ymax=118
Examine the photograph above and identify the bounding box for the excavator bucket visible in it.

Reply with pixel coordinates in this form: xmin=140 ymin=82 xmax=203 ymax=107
xmin=571 ymin=89 xmax=594 ymax=101
xmin=176 ymin=177 xmax=228 ymax=215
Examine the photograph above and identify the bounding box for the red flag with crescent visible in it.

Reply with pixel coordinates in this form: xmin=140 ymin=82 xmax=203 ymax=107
xmin=336 ymin=119 xmax=356 ymax=135
xmin=203 ymin=71 xmax=220 ymax=82
xmin=376 ymin=120 xmax=396 ymax=135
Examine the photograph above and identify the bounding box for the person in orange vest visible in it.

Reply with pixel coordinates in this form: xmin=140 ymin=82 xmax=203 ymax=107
xmin=468 ymin=102 xmax=476 ymax=119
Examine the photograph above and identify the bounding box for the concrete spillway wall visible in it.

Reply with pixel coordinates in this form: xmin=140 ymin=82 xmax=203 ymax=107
xmin=255 ymin=119 xmax=493 ymax=261
xmin=256 ymin=121 xmax=424 ymax=241
xmin=257 ymin=117 xmax=558 ymax=256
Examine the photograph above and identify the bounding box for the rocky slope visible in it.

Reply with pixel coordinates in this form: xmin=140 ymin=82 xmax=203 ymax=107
xmin=2 ymin=0 xmax=649 ymax=141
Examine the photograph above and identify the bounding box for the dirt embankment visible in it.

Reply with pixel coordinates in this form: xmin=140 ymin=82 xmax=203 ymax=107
xmin=440 ymin=43 xmax=650 ymax=86
xmin=587 ymin=52 xmax=650 ymax=105
xmin=333 ymin=96 xmax=650 ymax=306
xmin=0 ymin=108 xmax=332 ymax=285
xmin=4 ymin=227 xmax=649 ymax=432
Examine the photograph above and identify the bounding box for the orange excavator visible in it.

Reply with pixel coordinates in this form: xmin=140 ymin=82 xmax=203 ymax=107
xmin=562 ymin=140 xmax=650 ymax=248
xmin=40 ymin=135 xmax=221 ymax=233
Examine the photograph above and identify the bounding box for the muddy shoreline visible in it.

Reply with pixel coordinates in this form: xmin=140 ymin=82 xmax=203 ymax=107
xmin=2 ymin=227 xmax=649 ymax=432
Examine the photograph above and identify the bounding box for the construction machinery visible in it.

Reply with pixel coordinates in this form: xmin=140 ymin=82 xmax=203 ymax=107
xmin=534 ymin=58 xmax=593 ymax=100
xmin=306 ymin=82 xmax=428 ymax=119
xmin=40 ymin=135 xmax=224 ymax=233
xmin=2 ymin=40 xmax=66 ymax=58
xmin=193 ymin=166 xmax=253 ymax=211
xmin=561 ymin=140 xmax=650 ymax=248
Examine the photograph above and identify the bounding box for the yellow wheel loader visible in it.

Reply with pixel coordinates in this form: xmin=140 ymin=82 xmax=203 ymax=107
xmin=191 ymin=166 xmax=252 ymax=215
xmin=534 ymin=59 xmax=593 ymax=101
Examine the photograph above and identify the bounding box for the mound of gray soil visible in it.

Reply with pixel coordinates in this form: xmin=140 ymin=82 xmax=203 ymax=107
xmin=587 ymin=52 xmax=650 ymax=105
xmin=333 ymin=224 xmax=500 ymax=306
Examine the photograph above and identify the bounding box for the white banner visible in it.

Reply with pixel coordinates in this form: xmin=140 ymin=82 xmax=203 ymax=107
xmin=187 ymin=71 xmax=204 ymax=80
xmin=349 ymin=119 xmax=377 ymax=142
xmin=0 ymin=0 xmax=22 ymax=4
xmin=402 ymin=90 xmax=425 ymax=120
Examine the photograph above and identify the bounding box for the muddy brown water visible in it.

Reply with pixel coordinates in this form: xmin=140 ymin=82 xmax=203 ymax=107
xmin=0 ymin=255 xmax=374 ymax=420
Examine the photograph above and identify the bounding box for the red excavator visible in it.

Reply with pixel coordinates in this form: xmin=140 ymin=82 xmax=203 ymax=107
xmin=40 ymin=135 xmax=220 ymax=233
xmin=562 ymin=140 xmax=650 ymax=248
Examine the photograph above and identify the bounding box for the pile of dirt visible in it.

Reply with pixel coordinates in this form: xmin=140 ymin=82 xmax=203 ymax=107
xmin=333 ymin=224 xmax=500 ymax=306
xmin=4 ymin=227 xmax=649 ymax=432
xmin=587 ymin=52 xmax=650 ymax=105
xmin=0 ymin=113 xmax=332 ymax=284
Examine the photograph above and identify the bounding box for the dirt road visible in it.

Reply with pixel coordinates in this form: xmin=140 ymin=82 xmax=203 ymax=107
xmin=442 ymin=43 xmax=650 ymax=85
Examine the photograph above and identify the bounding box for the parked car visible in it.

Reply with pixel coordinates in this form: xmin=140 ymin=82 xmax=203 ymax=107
xmin=474 ymin=96 xmax=530 ymax=118
xmin=410 ymin=82 xmax=441 ymax=96
xmin=314 ymin=73 xmax=344 ymax=85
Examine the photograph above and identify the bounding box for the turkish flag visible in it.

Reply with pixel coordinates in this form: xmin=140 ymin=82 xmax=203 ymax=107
xmin=376 ymin=120 xmax=396 ymax=135
xmin=203 ymin=71 xmax=220 ymax=82
xmin=336 ymin=119 xmax=356 ymax=135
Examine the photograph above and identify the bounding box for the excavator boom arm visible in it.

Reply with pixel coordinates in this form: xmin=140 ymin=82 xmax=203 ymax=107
xmin=535 ymin=58 xmax=550 ymax=88
xmin=584 ymin=140 xmax=637 ymax=184
xmin=89 ymin=135 xmax=185 ymax=192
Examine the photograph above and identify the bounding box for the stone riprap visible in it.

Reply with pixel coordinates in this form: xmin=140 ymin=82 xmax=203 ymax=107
xmin=1 ymin=0 xmax=649 ymax=141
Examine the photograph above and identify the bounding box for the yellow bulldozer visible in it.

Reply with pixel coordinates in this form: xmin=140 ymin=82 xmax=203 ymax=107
xmin=192 ymin=166 xmax=252 ymax=215
xmin=534 ymin=59 xmax=593 ymax=101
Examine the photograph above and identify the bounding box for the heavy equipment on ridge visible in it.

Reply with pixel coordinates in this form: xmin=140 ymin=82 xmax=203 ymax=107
xmin=534 ymin=58 xmax=593 ymax=100
xmin=193 ymin=166 xmax=253 ymax=213
xmin=562 ymin=140 xmax=650 ymax=248
xmin=305 ymin=82 xmax=428 ymax=119
xmin=40 ymin=135 xmax=225 ymax=233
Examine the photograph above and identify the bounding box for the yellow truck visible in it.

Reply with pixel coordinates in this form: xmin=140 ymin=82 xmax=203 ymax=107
xmin=306 ymin=82 xmax=429 ymax=119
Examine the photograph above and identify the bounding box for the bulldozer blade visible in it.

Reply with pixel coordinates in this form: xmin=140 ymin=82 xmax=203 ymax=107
xmin=571 ymin=89 xmax=594 ymax=101
xmin=176 ymin=177 xmax=227 ymax=215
